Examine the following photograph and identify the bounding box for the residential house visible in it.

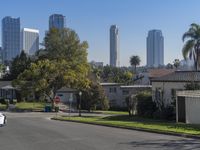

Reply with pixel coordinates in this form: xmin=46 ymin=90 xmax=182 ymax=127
xmin=100 ymin=83 xmax=152 ymax=108
xmin=151 ymin=71 xmax=200 ymax=107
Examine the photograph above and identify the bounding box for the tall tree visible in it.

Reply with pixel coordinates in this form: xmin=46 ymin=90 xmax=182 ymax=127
xmin=182 ymin=23 xmax=200 ymax=71
xmin=173 ymin=59 xmax=180 ymax=69
xmin=130 ymin=55 xmax=141 ymax=73
xmin=5 ymin=50 xmax=31 ymax=80
xmin=13 ymin=28 xmax=90 ymax=103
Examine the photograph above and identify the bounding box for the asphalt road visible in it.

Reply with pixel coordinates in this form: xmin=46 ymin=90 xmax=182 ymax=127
xmin=0 ymin=112 xmax=200 ymax=150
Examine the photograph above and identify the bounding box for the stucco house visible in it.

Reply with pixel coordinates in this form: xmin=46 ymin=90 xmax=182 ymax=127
xmin=100 ymin=83 xmax=152 ymax=108
xmin=151 ymin=71 xmax=200 ymax=107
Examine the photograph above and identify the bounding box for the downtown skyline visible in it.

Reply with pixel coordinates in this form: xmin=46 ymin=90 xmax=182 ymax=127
xmin=0 ymin=0 xmax=200 ymax=66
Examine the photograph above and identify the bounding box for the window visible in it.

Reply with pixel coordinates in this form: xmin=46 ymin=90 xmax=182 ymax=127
xmin=109 ymin=87 xmax=117 ymax=93
xmin=122 ymin=90 xmax=129 ymax=95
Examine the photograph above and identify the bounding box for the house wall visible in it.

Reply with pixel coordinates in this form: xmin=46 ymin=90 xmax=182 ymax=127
xmin=102 ymin=85 xmax=122 ymax=107
xmin=56 ymin=92 xmax=77 ymax=104
xmin=102 ymin=85 xmax=151 ymax=108
xmin=185 ymin=97 xmax=200 ymax=124
xmin=152 ymin=82 xmax=186 ymax=106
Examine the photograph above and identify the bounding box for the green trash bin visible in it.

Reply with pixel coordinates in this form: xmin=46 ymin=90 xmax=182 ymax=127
xmin=45 ymin=104 xmax=52 ymax=112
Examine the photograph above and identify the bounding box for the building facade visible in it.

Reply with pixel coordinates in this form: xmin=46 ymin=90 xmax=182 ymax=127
xmin=151 ymin=71 xmax=200 ymax=108
xmin=100 ymin=83 xmax=152 ymax=108
xmin=147 ymin=30 xmax=164 ymax=67
xmin=49 ymin=14 xmax=66 ymax=30
xmin=20 ymin=28 xmax=39 ymax=55
xmin=2 ymin=16 xmax=20 ymax=63
xmin=110 ymin=25 xmax=120 ymax=67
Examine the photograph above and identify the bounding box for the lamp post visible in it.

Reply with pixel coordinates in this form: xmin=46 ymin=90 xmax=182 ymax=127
xmin=79 ymin=91 xmax=82 ymax=117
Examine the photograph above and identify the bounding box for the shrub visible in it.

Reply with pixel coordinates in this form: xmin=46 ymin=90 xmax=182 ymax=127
xmin=136 ymin=92 xmax=157 ymax=118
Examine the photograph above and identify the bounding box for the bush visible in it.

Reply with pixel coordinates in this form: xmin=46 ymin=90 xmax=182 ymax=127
xmin=136 ymin=92 xmax=157 ymax=118
xmin=0 ymin=98 xmax=6 ymax=104
xmin=153 ymin=106 xmax=176 ymax=120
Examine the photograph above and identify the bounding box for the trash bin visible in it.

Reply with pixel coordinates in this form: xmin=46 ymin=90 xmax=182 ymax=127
xmin=45 ymin=104 xmax=52 ymax=112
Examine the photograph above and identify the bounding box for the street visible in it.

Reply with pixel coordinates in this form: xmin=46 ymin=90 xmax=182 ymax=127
xmin=0 ymin=112 xmax=200 ymax=150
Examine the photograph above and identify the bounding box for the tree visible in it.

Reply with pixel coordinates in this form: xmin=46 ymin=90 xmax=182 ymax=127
xmin=81 ymin=82 xmax=109 ymax=112
xmin=130 ymin=55 xmax=140 ymax=73
xmin=185 ymin=82 xmax=200 ymax=90
xmin=173 ymin=59 xmax=180 ymax=69
xmin=125 ymin=95 xmax=137 ymax=116
xmin=166 ymin=63 xmax=173 ymax=69
xmin=13 ymin=28 xmax=90 ymax=105
xmin=5 ymin=50 xmax=31 ymax=80
xmin=182 ymin=23 xmax=200 ymax=71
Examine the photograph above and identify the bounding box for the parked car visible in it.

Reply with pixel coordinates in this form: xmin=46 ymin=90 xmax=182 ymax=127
xmin=0 ymin=113 xmax=6 ymax=127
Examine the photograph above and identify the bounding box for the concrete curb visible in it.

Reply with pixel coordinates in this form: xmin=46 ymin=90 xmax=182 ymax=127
xmin=51 ymin=118 xmax=200 ymax=139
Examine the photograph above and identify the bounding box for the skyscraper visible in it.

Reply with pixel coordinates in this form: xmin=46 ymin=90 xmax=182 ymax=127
xmin=2 ymin=16 xmax=20 ymax=63
xmin=49 ymin=14 xmax=66 ymax=30
xmin=110 ymin=25 xmax=119 ymax=67
xmin=147 ymin=30 xmax=164 ymax=67
xmin=21 ymin=28 xmax=39 ymax=55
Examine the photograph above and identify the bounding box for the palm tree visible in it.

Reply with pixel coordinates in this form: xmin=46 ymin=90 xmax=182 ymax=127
xmin=173 ymin=59 xmax=180 ymax=69
xmin=182 ymin=23 xmax=200 ymax=71
xmin=130 ymin=55 xmax=141 ymax=73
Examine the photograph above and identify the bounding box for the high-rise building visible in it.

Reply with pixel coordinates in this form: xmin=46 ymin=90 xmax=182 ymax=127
xmin=147 ymin=30 xmax=164 ymax=67
xmin=20 ymin=28 xmax=39 ymax=55
xmin=49 ymin=14 xmax=66 ymax=30
xmin=110 ymin=25 xmax=119 ymax=67
xmin=2 ymin=16 xmax=20 ymax=62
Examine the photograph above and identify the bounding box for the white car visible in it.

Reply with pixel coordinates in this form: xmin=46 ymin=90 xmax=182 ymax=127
xmin=0 ymin=113 xmax=6 ymax=127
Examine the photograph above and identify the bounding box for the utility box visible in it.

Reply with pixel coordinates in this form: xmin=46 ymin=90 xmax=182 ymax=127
xmin=176 ymin=90 xmax=200 ymax=124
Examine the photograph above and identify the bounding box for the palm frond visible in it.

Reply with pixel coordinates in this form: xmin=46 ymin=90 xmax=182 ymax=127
xmin=182 ymin=39 xmax=195 ymax=59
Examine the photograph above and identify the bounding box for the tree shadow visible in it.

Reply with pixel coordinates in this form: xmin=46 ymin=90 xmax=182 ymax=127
xmin=120 ymin=139 xmax=200 ymax=150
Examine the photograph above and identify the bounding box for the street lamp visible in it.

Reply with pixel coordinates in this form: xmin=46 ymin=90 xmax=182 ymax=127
xmin=79 ymin=91 xmax=82 ymax=117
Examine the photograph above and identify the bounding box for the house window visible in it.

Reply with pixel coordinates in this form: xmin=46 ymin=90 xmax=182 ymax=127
xmin=122 ymin=90 xmax=129 ymax=95
xmin=109 ymin=87 xmax=117 ymax=93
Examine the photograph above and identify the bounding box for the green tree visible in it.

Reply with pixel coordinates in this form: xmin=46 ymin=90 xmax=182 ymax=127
xmin=182 ymin=23 xmax=200 ymax=71
xmin=130 ymin=55 xmax=141 ymax=73
xmin=173 ymin=59 xmax=180 ymax=69
xmin=81 ymin=82 xmax=109 ymax=112
xmin=5 ymin=50 xmax=31 ymax=80
xmin=184 ymin=82 xmax=200 ymax=90
xmin=99 ymin=65 xmax=133 ymax=84
xmin=13 ymin=28 xmax=90 ymax=104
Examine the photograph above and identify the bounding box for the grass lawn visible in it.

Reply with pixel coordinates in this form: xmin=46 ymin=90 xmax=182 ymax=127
xmin=15 ymin=102 xmax=45 ymax=111
xmin=94 ymin=110 xmax=128 ymax=115
xmin=0 ymin=104 xmax=6 ymax=110
xmin=54 ymin=115 xmax=200 ymax=136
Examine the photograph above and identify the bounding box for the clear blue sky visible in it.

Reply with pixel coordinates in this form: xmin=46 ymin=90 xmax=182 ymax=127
xmin=0 ymin=0 xmax=200 ymax=66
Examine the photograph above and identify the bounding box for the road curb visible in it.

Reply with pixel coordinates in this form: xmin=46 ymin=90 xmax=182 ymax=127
xmin=51 ymin=117 xmax=200 ymax=139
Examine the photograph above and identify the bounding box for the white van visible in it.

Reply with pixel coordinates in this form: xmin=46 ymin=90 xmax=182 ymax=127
xmin=0 ymin=113 xmax=6 ymax=127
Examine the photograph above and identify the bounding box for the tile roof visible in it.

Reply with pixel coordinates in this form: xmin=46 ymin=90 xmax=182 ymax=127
xmin=148 ymin=69 xmax=175 ymax=78
xmin=151 ymin=71 xmax=200 ymax=82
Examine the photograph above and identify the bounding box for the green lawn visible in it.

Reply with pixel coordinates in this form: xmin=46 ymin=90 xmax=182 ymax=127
xmin=94 ymin=110 xmax=128 ymax=115
xmin=15 ymin=102 xmax=45 ymax=111
xmin=0 ymin=104 xmax=6 ymax=110
xmin=54 ymin=115 xmax=200 ymax=136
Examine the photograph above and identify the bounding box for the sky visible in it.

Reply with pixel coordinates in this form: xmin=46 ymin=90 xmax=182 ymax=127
xmin=0 ymin=0 xmax=200 ymax=66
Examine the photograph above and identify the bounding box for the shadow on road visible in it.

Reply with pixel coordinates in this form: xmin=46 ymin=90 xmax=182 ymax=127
xmin=120 ymin=139 xmax=200 ymax=150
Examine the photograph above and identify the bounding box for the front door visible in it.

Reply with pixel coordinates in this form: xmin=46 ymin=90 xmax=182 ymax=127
xmin=177 ymin=96 xmax=186 ymax=123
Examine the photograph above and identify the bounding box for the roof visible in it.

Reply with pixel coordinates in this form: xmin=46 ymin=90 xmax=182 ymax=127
xmin=120 ymin=85 xmax=152 ymax=88
xmin=148 ymin=69 xmax=175 ymax=78
xmin=0 ymin=81 xmax=13 ymax=88
xmin=177 ymin=90 xmax=200 ymax=98
xmin=100 ymin=83 xmax=123 ymax=86
xmin=151 ymin=71 xmax=200 ymax=82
